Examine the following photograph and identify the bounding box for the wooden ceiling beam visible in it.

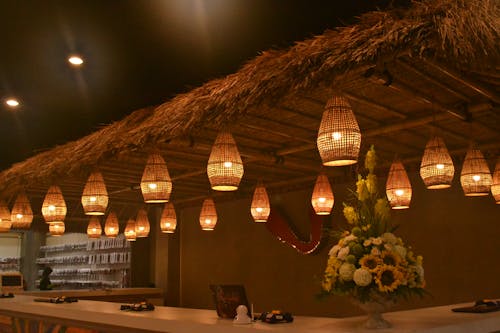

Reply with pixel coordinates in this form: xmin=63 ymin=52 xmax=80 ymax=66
xmin=422 ymin=59 xmax=500 ymax=104
xmin=343 ymin=92 xmax=408 ymax=119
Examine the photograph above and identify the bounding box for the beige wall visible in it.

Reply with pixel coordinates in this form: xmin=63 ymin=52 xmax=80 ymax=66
xmin=175 ymin=172 xmax=500 ymax=317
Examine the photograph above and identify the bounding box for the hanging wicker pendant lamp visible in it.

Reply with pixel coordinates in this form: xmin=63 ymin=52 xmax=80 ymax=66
xmin=207 ymin=131 xmax=244 ymax=191
xmin=0 ymin=201 xmax=12 ymax=233
xmin=491 ymin=158 xmax=500 ymax=204
xmin=49 ymin=222 xmax=65 ymax=237
xmin=135 ymin=209 xmax=150 ymax=238
xmin=11 ymin=192 xmax=33 ymax=229
xmin=81 ymin=170 xmax=108 ymax=215
xmin=420 ymin=136 xmax=455 ymax=189
xmin=141 ymin=153 xmax=172 ymax=203
xmin=251 ymin=181 xmax=270 ymax=222
xmin=460 ymin=147 xmax=492 ymax=196
xmin=317 ymin=96 xmax=361 ymax=166
xmin=124 ymin=219 xmax=137 ymax=241
xmin=160 ymin=202 xmax=177 ymax=233
xmin=311 ymin=173 xmax=334 ymax=215
xmin=199 ymin=198 xmax=217 ymax=231
xmin=87 ymin=217 xmax=102 ymax=238
xmin=104 ymin=211 xmax=120 ymax=238
xmin=386 ymin=160 xmax=412 ymax=209
xmin=42 ymin=185 xmax=67 ymax=224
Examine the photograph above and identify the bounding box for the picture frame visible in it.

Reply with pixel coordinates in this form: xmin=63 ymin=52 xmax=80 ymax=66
xmin=209 ymin=284 xmax=249 ymax=319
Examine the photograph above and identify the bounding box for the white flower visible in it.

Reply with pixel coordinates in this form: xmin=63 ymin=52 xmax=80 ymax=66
xmin=353 ymin=268 xmax=372 ymax=286
xmin=337 ymin=247 xmax=350 ymax=260
xmin=371 ymin=247 xmax=381 ymax=256
xmin=384 ymin=243 xmax=393 ymax=250
xmin=339 ymin=263 xmax=356 ymax=281
xmin=329 ymin=245 xmax=341 ymax=256
xmin=394 ymin=245 xmax=407 ymax=258
xmin=363 ymin=239 xmax=372 ymax=247
xmin=381 ymin=232 xmax=398 ymax=244
xmin=344 ymin=234 xmax=357 ymax=242
xmin=372 ymin=237 xmax=382 ymax=246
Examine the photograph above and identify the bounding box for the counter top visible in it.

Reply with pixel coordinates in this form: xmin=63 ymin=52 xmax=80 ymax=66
xmin=18 ymin=287 xmax=162 ymax=298
xmin=1 ymin=295 xmax=499 ymax=333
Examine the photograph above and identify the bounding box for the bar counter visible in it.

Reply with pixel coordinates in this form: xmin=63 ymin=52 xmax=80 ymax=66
xmin=17 ymin=287 xmax=164 ymax=305
xmin=1 ymin=295 xmax=499 ymax=333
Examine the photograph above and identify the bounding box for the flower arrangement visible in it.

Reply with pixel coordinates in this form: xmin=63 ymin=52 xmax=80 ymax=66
xmin=322 ymin=146 xmax=425 ymax=304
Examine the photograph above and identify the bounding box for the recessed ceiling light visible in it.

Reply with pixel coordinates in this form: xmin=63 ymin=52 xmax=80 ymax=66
xmin=68 ymin=55 xmax=84 ymax=66
xmin=5 ymin=99 xmax=20 ymax=107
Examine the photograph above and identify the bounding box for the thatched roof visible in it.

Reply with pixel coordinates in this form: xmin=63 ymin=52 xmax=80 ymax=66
xmin=0 ymin=0 xmax=498 ymax=225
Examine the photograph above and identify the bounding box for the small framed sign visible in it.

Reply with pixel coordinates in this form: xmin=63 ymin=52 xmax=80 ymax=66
xmin=209 ymin=284 xmax=249 ymax=319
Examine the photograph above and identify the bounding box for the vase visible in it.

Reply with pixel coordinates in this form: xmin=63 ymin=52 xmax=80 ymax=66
xmin=351 ymin=298 xmax=393 ymax=329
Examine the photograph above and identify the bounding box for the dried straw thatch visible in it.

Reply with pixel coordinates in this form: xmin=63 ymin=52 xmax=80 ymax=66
xmin=0 ymin=0 xmax=498 ymax=216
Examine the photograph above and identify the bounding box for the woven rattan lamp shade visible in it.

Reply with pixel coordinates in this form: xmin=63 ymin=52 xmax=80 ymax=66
xmin=491 ymin=158 xmax=500 ymax=204
xmin=251 ymin=182 xmax=270 ymax=222
xmin=199 ymin=198 xmax=217 ymax=230
xmin=135 ymin=209 xmax=150 ymax=238
xmin=0 ymin=201 xmax=11 ymax=233
xmin=81 ymin=170 xmax=108 ymax=215
xmin=49 ymin=222 xmax=65 ymax=236
xmin=124 ymin=219 xmax=136 ymax=241
xmin=87 ymin=217 xmax=102 ymax=238
xmin=420 ymin=136 xmax=455 ymax=189
xmin=11 ymin=192 xmax=33 ymax=229
xmin=207 ymin=131 xmax=244 ymax=191
xmin=42 ymin=185 xmax=67 ymax=224
xmin=386 ymin=160 xmax=412 ymax=209
xmin=317 ymin=96 xmax=361 ymax=166
xmin=460 ymin=147 xmax=492 ymax=196
xmin=104 ymin=211 xmax=120 ymax=238
xmin=141 ymin=154 xmax=172 ymax=203
xmin=311 ymin=173 xmax=334 ymax=215
xmin=160 ymin=202 xmax=177 ymax=233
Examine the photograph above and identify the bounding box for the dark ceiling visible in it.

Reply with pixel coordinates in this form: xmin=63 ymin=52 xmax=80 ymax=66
xmin=0 ymin=0 xmax=410 ymax=170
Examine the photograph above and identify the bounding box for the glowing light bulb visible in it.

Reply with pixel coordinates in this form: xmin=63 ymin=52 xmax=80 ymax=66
xmin=256 ymin=207 xmax=263 ymax=213
xmin=5 ymin=99 xmax=19 ymax=107
xmin=223 ymin=161 xmax=233 ymax=168
xmin=205 ymin=219 xmax=211 ymax=225
xmin=89 ymin=196 xmax=97 ymax=202
xmin=68 ymin=55 xmax=84 ymax=65
xmin=472 ymin=175 xmax=481 ymax=182
xmin=436 ymin=164 xmax=445 ymax=170
xmin=165 ymin=223 xmax=171 ymax=228
xmin=395 ymin=189 xmax=405 ymax=196
xmin=318 ymin=197 xmax=326 ymax=203
xmin=48 ymin=205 xmax=56 ymax=211
xmin=16 ymin=214 xmax=23 ymax=219
xmin=109 ymin=227 xmax=115 ymax=232
xmin=332 ymin=132 xmax=342 ymax=140
xmin=92 ymin=228 xmax=97 ymax=232
xmin=148 ymin=183 xmax=157 ymax=190
xmin=139 ymin=226 xmax=145 ymax=231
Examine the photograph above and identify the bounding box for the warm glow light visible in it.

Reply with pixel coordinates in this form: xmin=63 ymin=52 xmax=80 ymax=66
xmin=472 ymin=175 xmax=481 ymax=182
xmin=148 ymin=183 xmax=157 ymax=190
xmin=436 ymin=164 xmax=445 ymax=170
xmin=5 ymin=99 xmax=19 ymax=107
xmin=16 ymin=214 xmax=23 ymax=219
xmin=48 ymin=205 xmax=56 ymax=211
xmin=164 ymin=223 xmax=171 ymax=228
xmin=205 ymin=219 xmax=211 ymax=225
xmin=68 ymin=55 xmax=84 ymax=65
xmin=318 ymin=197 xmax=326 ymax=203
xmin=395 ymin=189 xmax=405 ymax=196
xmin=223 ymin=161 xmax=233 ymax=168
xmin=109 ymin=227 xmax=115 ymax=232
xmin=89 ymin=196 xmax=97 ymax=202
xmin=92 ymin=228 xmax=97 ymax=232
xmin=331 ymin=132 xmax=342 ymax=140
xmin=256 ymin=207 xmax=263 ymax=213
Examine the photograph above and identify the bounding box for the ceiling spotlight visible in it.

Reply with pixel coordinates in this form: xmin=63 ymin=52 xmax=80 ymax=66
xmin=68 ymin=55 xmax=84 ymax=66
xmin=5 ymin=99 xmax=20 ymax=107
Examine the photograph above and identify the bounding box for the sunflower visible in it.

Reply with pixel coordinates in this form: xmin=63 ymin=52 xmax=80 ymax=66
xmin=381 ymin=250 xmax=401 ymax=266
xmin=374 ymin=265 xmax=404 ymax=292
xmin=359 ymin=254 xmax=382 ymax=271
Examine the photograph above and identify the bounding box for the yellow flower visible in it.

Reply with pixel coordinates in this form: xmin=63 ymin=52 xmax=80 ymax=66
xmin=374 ymin=265 xmax=404 ymax=292
xmin=359 ymin=254 xmax=382 ymax=272
xmin=364 ymin=146 xmax=377 ymax=173
xmin=366 ymin=174 xmax=378 ymax=195
xmin=381 ymin=250 xmax=401 ymax=266
xmin=343 ymin=206 xmax=359 ymax=224
xmin=375 ymin=198 xmax=390 ymax=220
xmin=356 ymin=176 xmax=369 ymax=202
xmin=322 ymin=277 xmax=333 ymax=292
